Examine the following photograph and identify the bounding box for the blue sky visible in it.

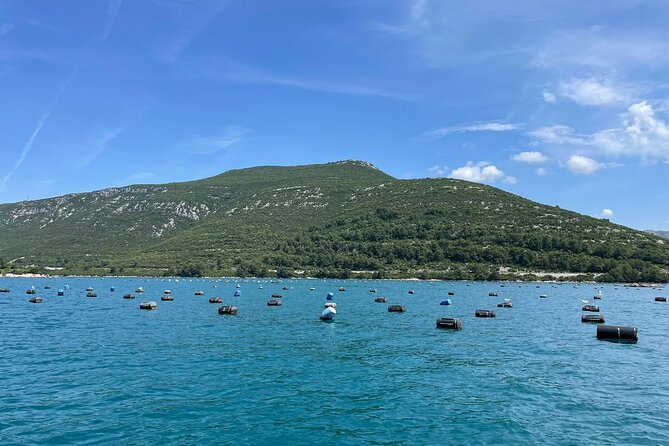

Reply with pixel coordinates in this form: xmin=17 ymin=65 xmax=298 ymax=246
xmin=1 ymin=0 xmax=668 ymax=230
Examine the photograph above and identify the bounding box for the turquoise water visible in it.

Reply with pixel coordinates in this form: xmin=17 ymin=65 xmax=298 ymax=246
xmin=1 ymin=277 xmax=667 ymax=445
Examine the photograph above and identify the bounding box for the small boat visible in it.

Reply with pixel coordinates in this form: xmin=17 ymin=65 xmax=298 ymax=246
xmin=161 ymin=295 xmax=174 ymax=301
xmin=209 ymin=297 xmax=223 ymax=304
xmin=374 ymin=297 xmax=387 ymax=303
xmin=267 ymin=299 xmax=282 ymax=306
xmin=309 ymin=287 xmax=315 ymax=291
xmin=29 ymin=296 xmax=42 ymax=303
xmin=388 ymin=304 xmax=406 ymax=312
xmin=320 ymin=306 xmax=336 ymax=321
xmin=540 ymin=294 xmax=547 ymax=298
xmin=0 ymin=288 xmax=11 ymax=293
xmin=440 ymin=299 xmax=452 ymax=306
xmin=236 ymin=284 xmax=241 ymax=288
xmin=123 ymin=294 xmax=136 ymax=299
xmin=324 ymin=302 xmax=337 ymax=309
xmin=86 ymin=287 xmax=94 ymax=292
xmin=44 ymin=286 xmax=52 ymax=289
xmin=139 ymin=301 xmax=157 ymax=310
xmin=369 ymin=289 xmax=377 ymax=293
xmin=448 ymin=291 xmax=455 ymax=296
xmin=338 ymin=287 xmax=346 ymax=292
xmin=136 ymin=287 xmax=144 ymax=293
xmin=489 ymin=291 xmax=498 ymax=297
xmin=194 ymin=291 xmax=205 ymax=296
xmin=259 ymin=285 xmax=264 ymax=290
xmin=26 ymin=288 xmax=36 ymax=295
xmin=408 ymin=290 xmax=415 ymax=295
xmin=218 ymin=305 xmax=238 ymax=315
xmin=164 ymin=290 xmax=172 ymax=295
xmin=283 ymin=286 xmax=289 ymax=290
xmin=593 ymin=289 xmax=603 ymax=300
xmin=86 ymin=292 xmax=97 ymax=298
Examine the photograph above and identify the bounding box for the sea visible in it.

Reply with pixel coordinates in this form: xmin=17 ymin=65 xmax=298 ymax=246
xmin=1 ymin=277 xmax=667 ymax=445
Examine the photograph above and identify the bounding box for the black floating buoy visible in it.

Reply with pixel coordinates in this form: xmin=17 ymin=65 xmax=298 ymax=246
xmin=161 ymin=295 xmax=174 ymax=301
xmin=655 ymin=297 xmax=667 ymax=302
xmin=267 ymin=299 xmax=282 ymax=306
xmin=436 ymin=318 xmax=463 ymax=330
xmin=374 ymin=297 xmax=388 ymax=303
xmin=123 ymin=294 xmax=136 ymax=299
xmin=582 ymin=314 xmax=605 ymax=323
xmin=582 ymin=304 xmax=600 ymax=312
xmin=209 ymin=297 xmax=223 ymax=304
xmin=596 ymin=325 xmax=638 ymax=343
xmin=388 ymin=304 xmax=406 ymax=312
xmin=218 ymin=305 xmax=238 ymax=315
xmin=475 ymin=309 xmax=495 ymax=318
xmin=448 ymin=291 xmax=455 ymax=296
xmin=139 ymin=301 xmax=157 ymax=310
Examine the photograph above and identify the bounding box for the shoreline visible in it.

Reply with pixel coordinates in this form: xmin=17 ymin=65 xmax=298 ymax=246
xmin=0 ymin=272 xmax=666 ymax=286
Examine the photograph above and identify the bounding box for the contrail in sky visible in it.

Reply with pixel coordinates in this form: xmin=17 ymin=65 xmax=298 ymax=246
xmin=101 ymin=0 xmax=123 ymax=42
xmin=0 ymin=68 xmax=78 ymax=194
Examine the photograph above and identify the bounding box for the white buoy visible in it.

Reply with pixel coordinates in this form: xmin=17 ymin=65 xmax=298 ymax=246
xmin=320 ymin=306 xmax=336 ymax=320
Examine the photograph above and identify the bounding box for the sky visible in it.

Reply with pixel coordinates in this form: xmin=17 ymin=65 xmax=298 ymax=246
xmin=0 ymin=0 xmax=668 ymax=230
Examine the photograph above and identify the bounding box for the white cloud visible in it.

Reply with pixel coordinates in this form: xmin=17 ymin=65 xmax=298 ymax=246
xmin=427 ymin=165 xmax=448 ymax=176
xmin=528 ymin=125 xmax=587 ymax=145
xmin=181 ymin=125 xmax=249 ymax=154
xmin=449 ymin=162 xmax=516 ymax=184
xmin=535 ymin=167 xmax=548 ymax=176
xmin=425 ymin=122 xmax=521 ymax=138
xmin=601 ymin=208 xmax=613 ymax=218
xmin=565 ymin=155 xmax=602 ymax=175
xmin=0 ymin=23 xmax=14 ymax=37
xmin=623 ymin=101 xmax=669 ymax=154
xmin=543 ymin=91 xmax=556 ymax=103
xmin=558 ymin=78 xmax=629 ymax=106
xmin=511 ymin=151 xmax=550 ymax=164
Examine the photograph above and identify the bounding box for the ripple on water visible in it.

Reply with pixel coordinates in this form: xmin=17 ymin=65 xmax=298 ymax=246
xmin=0 ymin=277 xmax=667 ymax=445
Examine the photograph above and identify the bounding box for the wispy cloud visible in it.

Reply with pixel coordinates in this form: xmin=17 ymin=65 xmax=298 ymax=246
xmin=527 ymin=125 xmax=588 ymax=145
xmin=156 ymin=0 xmax=230 ymax=64
xmin=79 ymin=128 xmax=124 ymax=168
xmin=0 ymin=68 xmax=78 ymax=193
xmin=558 ymin=78 xmax=631 ymax=106
xmin=425 ymin=122 xmax=521 ymax=139
xmin=179 ymin=125 xmax=250 ymax=155
xmin=101 ymin=0 xmax=123 ymax=42
xmin=179 ymin=57 xmax=411 ymax=100
xmin=427 ymin=164 xmax=448 ymax=176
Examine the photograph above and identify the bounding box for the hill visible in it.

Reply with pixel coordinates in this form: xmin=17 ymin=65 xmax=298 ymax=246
xmin=647 ymin=230 xmax=669 ymax=240
xmin=1 ymin=160 xmax=667 ymax=282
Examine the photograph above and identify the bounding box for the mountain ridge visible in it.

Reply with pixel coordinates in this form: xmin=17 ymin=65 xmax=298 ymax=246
xmin=1 ymin=160 xmax=667 ymax=282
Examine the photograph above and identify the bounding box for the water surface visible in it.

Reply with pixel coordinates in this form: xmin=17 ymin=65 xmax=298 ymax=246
xmin=1 ymin=278 xmax=667 ymax=445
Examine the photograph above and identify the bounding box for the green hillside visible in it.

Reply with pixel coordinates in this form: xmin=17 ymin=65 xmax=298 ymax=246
xmin=1 ymin=160 xmax=667 ymax=282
